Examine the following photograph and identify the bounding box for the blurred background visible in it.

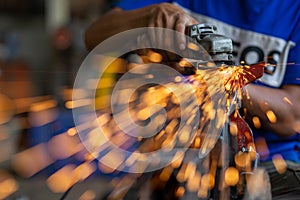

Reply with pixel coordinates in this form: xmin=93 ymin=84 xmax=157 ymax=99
xmin=0 ymin=0 xmax=114 ymax=199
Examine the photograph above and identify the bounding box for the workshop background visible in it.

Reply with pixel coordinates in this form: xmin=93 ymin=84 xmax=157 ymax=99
xmin=0 ymin=0 xmax=114 ymax=199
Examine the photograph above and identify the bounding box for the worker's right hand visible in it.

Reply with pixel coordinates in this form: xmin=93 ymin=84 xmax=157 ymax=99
xmin=146 ymin=3 xmax=198 ymax=50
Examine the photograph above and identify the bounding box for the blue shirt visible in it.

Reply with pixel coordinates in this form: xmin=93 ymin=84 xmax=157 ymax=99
xmin=114 ymin=0 xmax=300 ymax=163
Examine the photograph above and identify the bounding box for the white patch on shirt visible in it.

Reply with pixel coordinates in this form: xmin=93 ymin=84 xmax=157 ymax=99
xmin=177 ymin=3 xmax=295 ymax=87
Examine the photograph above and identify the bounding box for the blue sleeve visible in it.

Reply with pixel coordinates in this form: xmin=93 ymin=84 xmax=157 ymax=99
xmin=113 ymin=0 xmax=172 ymax=10
xmin=283 ymin=12 xmax=300 ymax=85
xmin=284 ymin=52 xmax=300 ymax=85
xmin=282 ymin=64 xmax=300 ymax=85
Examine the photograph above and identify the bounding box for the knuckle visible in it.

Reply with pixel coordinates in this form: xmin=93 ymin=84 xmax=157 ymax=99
xmin=153 ymin=3 xmax=168 ymax=13
xmin=156 ymin=2 xmax=180 ymax=13
xmin=175 ymin=22 xmax=185 ymax=30
xmin=158 ymin=2 xmax=171 ymax=7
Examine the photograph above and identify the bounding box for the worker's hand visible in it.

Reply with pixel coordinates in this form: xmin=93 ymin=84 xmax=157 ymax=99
xmin=146 ymin=3 xmax=198 ymax=50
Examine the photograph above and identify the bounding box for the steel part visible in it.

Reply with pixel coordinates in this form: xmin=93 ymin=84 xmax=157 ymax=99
xmin=186 ymin=23 xmax=234 ymax=65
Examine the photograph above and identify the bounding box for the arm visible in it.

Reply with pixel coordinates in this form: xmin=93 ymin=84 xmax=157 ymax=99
xmin=242 ymin=84 xmax=300 ymax=137
xmin=84 ymin=3 xmax=198 ymax=51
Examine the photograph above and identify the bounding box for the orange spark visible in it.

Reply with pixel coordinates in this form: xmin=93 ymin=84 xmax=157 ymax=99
xmin=224 ymin=167 xmax=239 ymax=186
xmin=282 ymin=97 xmax=293 ymax=105
xmin=201 ymin=173 xmax=215 ymax=190
xmin=0 ymin=170 xmax=19 ymax=199
xmin=12 ymin=143 xmax=54 ymax=178
xmin=272 ymin=154 xmax=287 ymax=174
xmin=46 ymin=165 xmax=76 ymax=193
xmin=266 ymin=110 xmax=277 ymax=123
xmin=252 ymin=116 xmax=261 ymax=129
xmin=147 ymin=51 xmax=162 ymax=63
xmin=79 ymin=190 xmax=96 ymax=200
xmin=175 ymin=186 xmax=185 ymax=197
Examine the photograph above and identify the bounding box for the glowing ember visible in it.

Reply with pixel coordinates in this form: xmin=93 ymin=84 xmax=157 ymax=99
xmin=67 ymin=127 xmax=78 ymax=136
xmin=12 ymin=144 xmax=54 ymax=178
xmin=282 ymin=97 xmax=293 ymax=105
xmin=235 ymin=152 xmax=251 ymax=169
xmin=0 ymin=50 xmax=268 ymax=199
xmin=201 ymin=173 xmax=215 ymax=190
xmin=266 ymin=110 xmax=277 ymax=123
xmin=79 ymin=190 xmax=96 ymax=200
xmin=187 ymin=171 xmax=201 ymax=191
xmin=0 ymin=94 xmax=15 ymax=125
xmin=187 ymin=42 xmax=200 ymax=51
xmin=272 ymin=154 xmax=287 ymax=174
xmin=218 ymin=63 xmax=264 ymax=93
xmin=252 ymin=116 xmax=261 ymax=129
xmin=147 ymin=50 xmax=163 ymax=63
xmin=224 ymin=167 xmax=239 ymax=186
xmin=46 ymin=165 xmax=76 ymax=193
xmin=229 ymin=121 xmax=238 ymax=136
xmin=159 ymin=166 xmax=173 ymax=182
xmin=69 ymin=61 xmax=264 ymax=199
xmin=175 ymin=186 xmax=185 ymax=197
xmin=0 ymin=170 xmax=19 ymax=199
